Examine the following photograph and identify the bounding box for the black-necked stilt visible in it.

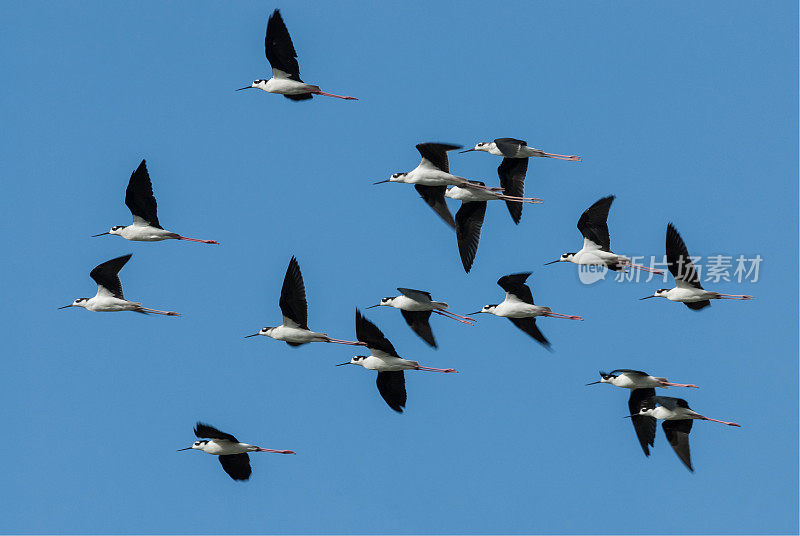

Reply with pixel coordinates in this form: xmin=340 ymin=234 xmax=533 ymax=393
xmin=337 ymin=310 xmax=457 ymax=413
xmin=586 ymin=369 xmax=699 ymax=456
xmin=640 ymin=223 xmax=753 ymax=309
xmin=544 ymin=196 xmax=662 ymax=274
xmin=460 ymin=138 xmax=580 ymax=224
xmin=58 ymin=254 xmax=179 ymax=316
xmin=367 ymin=287 xmax=475 ymax=348
xmin=178 ymin=422 xmax=295 ymax=481
xmin=236 ymin=9 xmax=356 ymax=101
xmin=91 ymin=160 xmax=218 ymax=244
xmin=470 ymin=272 xmax=582 ymax=349
xmin=245 ymin=256 xmax=363 ymax=347
xmin=374 ymin=143 xmax=495 ymax=229
xmin=628 ymin=396 xmax=741 ymax=472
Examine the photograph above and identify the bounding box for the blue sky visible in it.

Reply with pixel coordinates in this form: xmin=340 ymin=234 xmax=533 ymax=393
xmin=1 ymin=1 xmax=797 ymax=534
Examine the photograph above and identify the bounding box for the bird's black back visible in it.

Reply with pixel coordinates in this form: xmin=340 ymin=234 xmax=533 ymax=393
xmin=194 ymin=422 xmax=239 ymax=443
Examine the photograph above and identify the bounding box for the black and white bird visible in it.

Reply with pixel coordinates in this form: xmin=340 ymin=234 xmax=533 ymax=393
xmin=58 ymin=254 xmax=179 ymax=316
xmin=628 ymin=396 xmax=741 ymax=472
xmin=92 ymin=160 xmax=218 ymax=244
xmin=246 ymin=257 xmax=364 ymax=346
xmin=337 ymin=310 xmax=457 ymax=413
xmin=374 ymin=143 xmax=496 ymax=229
xmin=544 ymin=196 xmax=661 ymax=273
xmin=460 ymin=138 xmax=580 ymax=224
xmin=178 ymin=422 xmax=295 ymax=481
xmin=586 ymin=369 xmax=699 ymax=457
xmin=236 ymin=9 xmax=356 ymax=101
xmin=471 ymin=272 xmax=582 ymax=349
xmin=367 ymin=287 xmax=475 ymax=348
xmin=641 ymin=223 xmax=753 ymax=309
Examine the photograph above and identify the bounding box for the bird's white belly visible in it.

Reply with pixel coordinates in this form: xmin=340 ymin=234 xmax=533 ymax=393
xmin=409 ymin=169 xmax=460 ymax=186
xmin=120 ymin=226 xmax=175 ymax=242
xmin=363 ymin=356 xmax=415 ymax=372
xmin=86 ymin=297 xmax=138 ymax=312
xmin=495 ymin=302 xmax=547 ymax=318
xmin=667 ymin=288 xmax=710 ymax=302
xmin=446 ymin=187 xmax=496 ymax=202
xmin=573 ymin=250 xmax=619 ymax=266
xmin=265 ymin=78 xmax=313 ymax=95
xmin=205 ymin=441 xmax=249 ymax=455
xmin=392 ymin=296 xmax=433 ymax=311
xmin=270 ymin=325 xmax=325 ymax=343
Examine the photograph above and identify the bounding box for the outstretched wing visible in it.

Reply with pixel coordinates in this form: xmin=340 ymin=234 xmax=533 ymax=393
xmin=493 ymin=138 xmax=527 ymax=157
xmin=455 ymin=201 xmax=486 ymax=273
xmin=666 ymin=223 xmax=703 ymax=290
xmin=628 ymin=388 xmax=657 ymax=456
xmin=577 ymin=196 xmax=614 ymax=252
xmin=662 ymin=419 xmax=693 ymax=472
xmin=194 ymin=422 xmax=239 ymax=443
xmin=90 ymin=254 xmax=131 ymax=299
xmin=218 ymin=453 xmax=252 ymax=481
xmin=397 ymin=288 xmax=433 ymax=302
xmin=415 ymin=185 xmax=455 ymax=229
xmin=508 ymin=317 xmax=550 ymax=349
xmin=125 ymin=160 xmax=161 ymax=228
xmin=685 ymin=300 xmax=711 ymax=311
xmin=265 ymin=9 xmax=302 ymax=81
xmin=376 ymin=371 xmax=406 ymax=413
xmin=355 ymin=309 xmax=398 ymax=357
xmin=415 ymin=143 xmax=461 ymax=172
xmin=497 ymin=157 xmax=528 ymax=224
xmin=278 ymin=256 xmax=309 ymax=329
xmin=497 ymin=272 xmax=534 ymax=304
xmin=400 ymin=310 xmax=436 ymax=348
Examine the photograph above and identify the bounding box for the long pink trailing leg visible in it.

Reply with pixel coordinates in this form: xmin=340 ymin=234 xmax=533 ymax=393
xmin=432 ymin=310 xmax=475 ymax=325
xmin=139 ymin=307 xmax=180 ymax=316
xmin=718 ymin=294 xmax=754 ymax=300
xmin=544 ymin=311 xmax=584 ymax=321
xmin=537 ymin=151 xmax=582 ymax=161
xmin=416 ymin=365 xmax=458 ymax=373
xmin=325 ymin=338 xmax=367 ymax=346
xmin=175 ymin=235 xmax=219 ymax=245
xmin=698 ymin=416 xmax=741 ymax=427
xmin=312 ymin=90 xmax=358 ymax=100
xmin=660 ymin=380 xmax=699 ymax=388
xmin=498 ymin=194 xmax=544 ymax=204
xmin=256 ymin=448 xmax=296 ymax=454
xmin=624 ymin=262 xmax=663 ymax=275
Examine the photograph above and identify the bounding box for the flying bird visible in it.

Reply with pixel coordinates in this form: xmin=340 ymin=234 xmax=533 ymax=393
xmin=471 ymin=272 xmax=582 ymax=349
xmin=586 ymin=369 xmax=699 ymax=456
xmin=628 ymin=396 xmax=741 ymax=472
xmin=460 ymin=138 xmax=580 ymax=223
xmin=337 ymin=310 xmax=457 ymax=413
xmin=245 ymin=256 xmax=364 ymax=346
xmin=641 ymin=223 xmax=753 ymax=309
xmin=92 ymin=160 xmax=218 ymax=244
xmin=367 ymin=287 xmax=475 ymax=347
xmin=374 ymin=143 xmax=496 ymax=229
xmin=236 ymin=9 xmax=356 ymax=101
xmin=58 ymin=254 xmax=179 ymax=315
xmin=544 ymin=195 xmax=661 ymax=274
xmin=178 ymin=422 xmax=295 ymax=481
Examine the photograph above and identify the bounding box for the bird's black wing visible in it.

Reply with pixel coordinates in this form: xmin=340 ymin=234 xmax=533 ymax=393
xmin=507 ymin=317 xmax=551 ymax=349
xmin=194 ymin=422 xmax=239 ymax=443
xmin=493 ymin=138 xmax=526 ymax=157
xmin=265 ymin=9 xmax=302 ymax=81
xmin=577 ymin=196 xmax=615 ymax=251
xmin=415 ymin=143 xmax=461 ymax=173
xmin=284 ymin=93 xmax=313 ymax=101
xmin=628 ymin=388 xmax=657 ymax=456
xmin=415 ymin=185 xmax=455 ymax=229
xmin=278 ymin=256 xmax=309 ymax=329
xmin=397 ymin=288 xmax=432 ymax=301
xmin=376 ymin=371 xmax=406 ymax=413
xmin=685 ymin=300 xmax=711 ymax=311
xmin=355 ymin=309 xmax=398 ymax=357
xmin=609 ymin=369 xmax=650 ymax=376
xmin=125 ymin=160 xmax=161 ymax=228
xmin=218 ymin=453 xmax=252 ymax=481
xmin=497 ymin=157 xmax=528 ymax=224
xmin=662 ymin=419 xmax=693 ymax=472
xmin=497 ymin=272 xmax=534 ymax=304
xmin=666 ymin=223 xmax=703 ymax=289
xmin=89 ymin=254 xmax=132 ymax=299
xmin=455 ymin=201 xmax=486 ymax=273
xmin=400 ymin=310 xmax=436 ymax=348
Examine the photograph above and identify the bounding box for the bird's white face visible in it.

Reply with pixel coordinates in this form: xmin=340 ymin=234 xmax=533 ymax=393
xmin=190 ymin=441 xmax=206 ymax=450
xmin=474 ymin=305 xmax=496 ymax=314
xmin=379 ymin=297 xmax=395 ymax=306
xmin=389 ymin=173 xmax=407 ymax=182
xmin=559 ymin=253 xmax=575 ymax=262
xmin=109 ymin=226 xmax=125 ymax=236
xmin=252 ymin=79 xmax=269 ymax=90
xmin=349 ymin=356 xmax=368 ymax=367
xmin=259 ymin=327 xmax=275 ymax=336
xmin=638 ymin=407 xmax=655 ymax=417
xmin=653 ymin=289 xmax=669 ymax=298
xmin=70 ymin=298 xmax=89 ymax=309
xmin=472 ymin=142 xmax=491 ymax=152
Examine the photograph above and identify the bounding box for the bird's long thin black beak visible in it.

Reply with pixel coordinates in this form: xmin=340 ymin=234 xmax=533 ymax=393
xmin=91 ymin=232 xmax=110 ymax=237
xmin=459 ymin=149 xmax=475 ymax=153
xmin=235 ymin=86 xmax=253 ymax=91
xmin=373 ymin=180 xmax=390 ymax=185
xmin=585 ymin=381 xmax=601 ymax=385
xmin=57 ymin=304 xmax=72 ymax=309
xmin=623 ymin=415 xmax=637 ymax=419
xmin=365 ymin=304 xmax=381 ymax=309
xmin=639 ymin=296 xmax=656 ymax=300
xmin=543 ymin=260 xmax=560 ymax=265
xmin=244 ymin=333 xmax=260 ymax=338
xmin=176 ymin=447 xmax=192 ymax=451
xmin=469 ymin=311 xmax=483 ymax=315
xmin=336 ymin=362 xmax=351 ymax=366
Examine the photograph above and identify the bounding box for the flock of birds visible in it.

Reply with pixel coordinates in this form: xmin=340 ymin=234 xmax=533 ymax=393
xmin=59 ymin=8 xmax=754 ymax=480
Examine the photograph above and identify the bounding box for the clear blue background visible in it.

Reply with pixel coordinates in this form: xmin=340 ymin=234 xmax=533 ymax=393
xmin=1 ymin=1 xmax=796 ymax=534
